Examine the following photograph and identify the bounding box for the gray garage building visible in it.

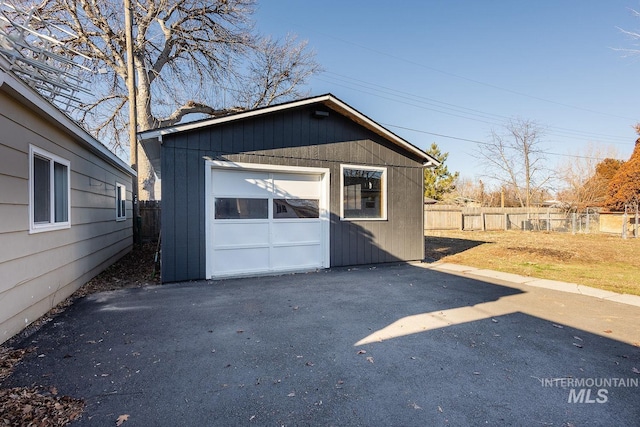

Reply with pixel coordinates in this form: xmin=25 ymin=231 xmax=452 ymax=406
xmin=138 ymin=94 xmax=439 ymax=282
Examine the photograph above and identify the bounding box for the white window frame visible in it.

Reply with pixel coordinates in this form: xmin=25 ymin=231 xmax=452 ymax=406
xmin=116 ymin=182 xmax=127 ymax=221
xmin=29 ymin=145 xmax=71 ymax=233
xmin=340 ymin=164 xmax=387 ymax=221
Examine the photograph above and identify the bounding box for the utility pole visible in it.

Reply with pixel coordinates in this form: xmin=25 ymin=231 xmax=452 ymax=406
xmin=124 ymin=0 xmax=139 ymax=244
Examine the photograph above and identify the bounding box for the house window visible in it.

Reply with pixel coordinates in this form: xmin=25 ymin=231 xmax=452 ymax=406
xmin=341 ymin=165 xmax=387 ymax=220
xmin=116 ymin=183 xmax=127 ymax=220
xmin=29 ymin=145 xmax=70 ymax=233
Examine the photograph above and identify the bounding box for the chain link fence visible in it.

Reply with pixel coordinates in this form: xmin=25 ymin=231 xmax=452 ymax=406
xmin=424 ymin=205 xmax=640 ymax=238
xmin=520 ymin=210 xmax=600 ymax=234
xmin=425 ymin=206 xmax=603 ymax=234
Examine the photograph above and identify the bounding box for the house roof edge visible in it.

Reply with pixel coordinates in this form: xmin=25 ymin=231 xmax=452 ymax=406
xmin=0 ymin=61 xmax=135 ymax=177
xmin=138 ymin=94 xmax=440 ymax=166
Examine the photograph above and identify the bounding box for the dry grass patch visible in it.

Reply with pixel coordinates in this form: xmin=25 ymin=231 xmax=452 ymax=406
xmin=425 ymin=230 xmax=640 ymax=296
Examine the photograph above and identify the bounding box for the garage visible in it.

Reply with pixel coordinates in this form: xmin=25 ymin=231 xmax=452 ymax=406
xmin=205 ymin=162 xmax=331 ymax=278
xmin=138 ymin=94 xmax=439 ymax=282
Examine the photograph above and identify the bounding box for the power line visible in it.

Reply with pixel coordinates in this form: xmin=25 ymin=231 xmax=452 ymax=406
xmin=315 ymin=31 xmax=638 ymax=122
xmin=383 ymin=123 xmax=626 ymax=162
xmin=324 ymin=71 xmax=510 ymax=124
xmin=318 ymin=72 xmax=634 ymax=146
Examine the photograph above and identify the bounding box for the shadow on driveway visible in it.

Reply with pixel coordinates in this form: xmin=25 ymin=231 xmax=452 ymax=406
xmin=4 ymin=263 xmax=640 ymax=426
xmin=424 ymin=235 xmax=490 ymax=262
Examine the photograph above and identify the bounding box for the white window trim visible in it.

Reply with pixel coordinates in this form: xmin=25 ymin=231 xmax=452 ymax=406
xmin=116 ymin=182 xmax=127 ymax=221
xmin=29 ymin=145 xmax=71 ymax=233
xmin=340 ymin=164 xmax=387 ymax=221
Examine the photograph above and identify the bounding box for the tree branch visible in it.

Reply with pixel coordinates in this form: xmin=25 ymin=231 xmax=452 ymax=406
xmin=156 ymin=101 xmax=244 ymax=128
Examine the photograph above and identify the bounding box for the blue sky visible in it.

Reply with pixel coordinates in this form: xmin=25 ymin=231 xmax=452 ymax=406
xmin=254 ymin=1 xmax=640 ymax=188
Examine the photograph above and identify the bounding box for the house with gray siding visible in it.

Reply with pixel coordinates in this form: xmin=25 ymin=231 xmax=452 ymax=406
xmin=0 ymin=59 xmax=135 ymax=344
xmin=138 ymin=94 xmax=438 ymax=282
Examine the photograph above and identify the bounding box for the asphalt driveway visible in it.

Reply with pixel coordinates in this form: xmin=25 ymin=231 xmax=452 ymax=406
xmin=5 ymin=263 xmax=640 ymax=426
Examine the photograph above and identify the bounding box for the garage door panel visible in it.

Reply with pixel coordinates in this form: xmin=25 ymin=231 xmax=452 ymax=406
xmin=272 ymin=173 xmax=320 ymax=198
xmin=271 ymin=245 xmax=322 ymax=269
xmin=212 ymin=247 xmax=270 ymax=275
xmin=213 ymin=222 xmax=270 ymax=247
xmin=212 ymin=171 xmax=271 ymax=197
xmin=272 ymin=221 xmax=322 ymax=245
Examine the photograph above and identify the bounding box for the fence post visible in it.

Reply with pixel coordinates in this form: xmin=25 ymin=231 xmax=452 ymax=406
xmin=482 ymin=213 xmax=486 ymax=231
xmin=622 ymin=207 xmax=628 ymax=239
xmin=586 ymin=210 xmax=590 ymax=233
xmin=572 ymin=213 xmax=576 ymax=235
xmin=504 ymin=213 xmax=508 ymax=230
xmin=460 ymin=212 xmax=464 ymax=231
xmin=547 ymin=210 xmax=551 ymax=232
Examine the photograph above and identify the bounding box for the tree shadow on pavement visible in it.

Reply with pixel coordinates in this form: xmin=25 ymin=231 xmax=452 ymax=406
xmin=424 ymin=235 xmax=491 ymax=262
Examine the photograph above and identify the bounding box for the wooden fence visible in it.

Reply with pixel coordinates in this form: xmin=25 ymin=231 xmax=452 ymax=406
xmin=139 ymin=200 xmax=161 ymax=242
xmin=599 ymin=212 xmax=639 ymax=237
xmin=424 ymin=205 xmax=570 ymax=232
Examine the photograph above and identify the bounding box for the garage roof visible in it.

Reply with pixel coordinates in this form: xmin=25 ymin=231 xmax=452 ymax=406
xmin=138 ymin=94 xmax=440 ymax=178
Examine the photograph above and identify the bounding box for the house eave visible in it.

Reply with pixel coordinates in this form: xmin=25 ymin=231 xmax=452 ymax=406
xmin=0 ymin=59 xmax=135 ymax=177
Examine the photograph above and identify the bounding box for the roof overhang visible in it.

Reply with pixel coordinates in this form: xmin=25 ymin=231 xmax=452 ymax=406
xmin=0 ymin=58 xmax=135 ymax=177
xmin=138 ymin=94 xmax=440 ymax=178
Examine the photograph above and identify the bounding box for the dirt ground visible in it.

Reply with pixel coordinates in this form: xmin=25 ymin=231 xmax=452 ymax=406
xmin=0 ymin=243 xmax=159 ymax=426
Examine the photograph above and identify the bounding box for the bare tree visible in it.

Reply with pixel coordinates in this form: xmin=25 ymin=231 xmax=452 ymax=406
xmin=445 ymin=177 xmax=490 ymax=206
xmin=555 ymin=143 xmax=620 ymax=210
xmin=13 ymin=0 xmax=321 ymax=199
xmin=616 ymin=8 xmax=640 ymax=56
xmin=478 ymin=118 xmax=551 ymax=208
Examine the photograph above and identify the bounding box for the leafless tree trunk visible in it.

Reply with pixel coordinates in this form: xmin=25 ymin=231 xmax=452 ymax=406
xmin=15 ymin=0 xmax=321 ymax=200
xmin=478 ymin=118 xmax=550 ymax=208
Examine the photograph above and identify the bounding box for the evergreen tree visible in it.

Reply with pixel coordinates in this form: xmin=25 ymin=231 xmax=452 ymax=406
xmin=424 ymin=143 xmax=459 ymax=200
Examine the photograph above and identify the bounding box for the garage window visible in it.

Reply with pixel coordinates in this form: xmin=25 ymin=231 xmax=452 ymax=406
xmin=273 ymin=199 xmax=320 ymax=218
xmin=341 ymin=165 xmax=387 ymax=220
xmin=215 ymin=198 xmax=268 ymax=219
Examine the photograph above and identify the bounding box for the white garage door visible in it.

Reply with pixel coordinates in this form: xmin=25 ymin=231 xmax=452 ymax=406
xmin=206 ymin=164 xmax=330 ymax=278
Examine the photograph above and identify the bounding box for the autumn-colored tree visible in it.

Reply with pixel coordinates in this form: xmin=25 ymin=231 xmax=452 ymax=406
xmin=555 ymin=143 xmax=621 ymax=210
xmin=595 ymin=158 xmax=625 ymax=180
xmin=424 ymin=143 xmax=459 ymax=201
xmin=558 ymin=157 xmax=623 ymax=210
xmin=604 ymin=137 xmax=640 ymax=211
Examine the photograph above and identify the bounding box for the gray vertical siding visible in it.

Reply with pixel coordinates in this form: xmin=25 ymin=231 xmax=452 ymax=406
xmin=0 ymin=91 xmax=134 ymax=344
xmin=161 ymin=104 xmax=425 ymax=282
